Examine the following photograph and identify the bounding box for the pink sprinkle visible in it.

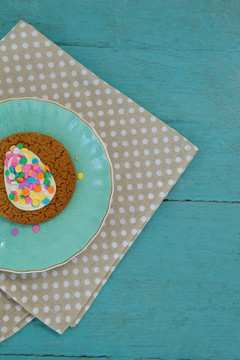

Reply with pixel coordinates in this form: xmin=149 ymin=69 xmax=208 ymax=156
xmin=11 ymin=228 xmax=19 ymax=236
xmin=30 ymin=184 xmax=34 ymax=190
xmin=18 ymin=153 xmax=24 ymax=158
xmin=12 ymin=153 xmax=18 ymax=158
xmin=4 ymin=159 xmax=9 ymax=166
xmin=25 ymin=196 xmax=32 ymax=204
xmin=32 ymin=225 xmax=40 ymax=233
xmin=22 ymin=165 xmax=28 ymax=171
xmin=31 ymin=171 xmax=37 ymax=177
xmin=6 ymin=177 xmax=12 ymax=184
xmin=6 ymin=153 xmax=12 ymax=159
xmin=12 ymin=191 xmax=17 ymax=195
xmin=11 ymin=160 xmax=18 ymax=166
xmin=33 ymin=164 xmax=40 ymax=171
xmin=27 ymin=164 xmax=32 ymax=171
xmin=24 ymin=171 xmax=29 ymax=179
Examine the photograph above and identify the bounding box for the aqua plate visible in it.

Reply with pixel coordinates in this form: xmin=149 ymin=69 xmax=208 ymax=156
xmin=0 ymin=98 xmax=114 ymax=273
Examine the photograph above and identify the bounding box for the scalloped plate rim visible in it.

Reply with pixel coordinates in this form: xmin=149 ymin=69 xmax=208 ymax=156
xmin=0 ymin=97 xmax=114 ymax=273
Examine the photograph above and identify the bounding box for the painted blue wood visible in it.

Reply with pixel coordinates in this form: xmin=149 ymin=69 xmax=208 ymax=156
xmin=0 ymin=1 xmax=239 ymax=359
xmin=60 ymin=46 xmax=240 ymax=202
xmin=1 ymin=202 xmax=240 ymax=360
xmin=0 ymin=0 xmax=240 ymax=51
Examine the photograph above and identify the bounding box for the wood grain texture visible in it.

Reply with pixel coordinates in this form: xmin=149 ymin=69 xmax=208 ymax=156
xmin=0 ymin=0 xmax=239 ymax=359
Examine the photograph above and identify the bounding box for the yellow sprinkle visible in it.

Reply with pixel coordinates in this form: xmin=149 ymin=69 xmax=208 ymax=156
xmin=30 ymin=192 xmax=37 ymax=200
xmin=75 ymin=157 xmax=78 ymax=161
xmin=77 ymin=172 xmax=84 ymax=180
xmin=17 ymin=189 xmax=22 ymax=195
xmin=15 ymin=165 xmax=22 ymax=173
xmin=32 ymin=199 xmax=40 ymax=207
xmin=10 ymin=145 xmax=15 ymax=152
xmin=27 ymin=152 xmax=34 ymax=159
xmin=40 ymin=165 xmax=46 ymax=171
xmin=38 ymin=192 xmax=45 ymax=201
xmin=21 ymin=148 xmax=28 ymax=153
xmin=19 ymin=198 xmax=25 ymax=206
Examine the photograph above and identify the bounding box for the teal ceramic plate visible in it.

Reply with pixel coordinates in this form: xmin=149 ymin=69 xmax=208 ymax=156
xmin=0 ymin=98 xmax=113 ymax=273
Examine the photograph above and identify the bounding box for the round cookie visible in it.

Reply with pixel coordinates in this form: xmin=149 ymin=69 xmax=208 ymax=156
xmin=0 ymin=132 xmax=76 ymax=224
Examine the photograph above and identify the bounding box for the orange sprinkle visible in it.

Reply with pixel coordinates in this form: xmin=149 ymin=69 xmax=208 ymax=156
xmin=48 ymin=185 xmax=54 ymax=194
xmin=45 ymin=166 xmax=50 ymax=172
xmin=22 ymin=188 xmax=30 ymax=197
xmin=34 ymin=185 xmax=41 ymax=193
xmin=16 ymin=177 xmax=24 ymax=183
xmin=36 ymin=172 xmax=44 ymax=180
xmin=14 ymin=195 xmax=18 ymax=202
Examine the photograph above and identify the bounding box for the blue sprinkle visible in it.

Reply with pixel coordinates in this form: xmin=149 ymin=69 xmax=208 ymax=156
xmin=43 ymin=198 xmax=50 ymax=205
xmin=29 ymin=177 xmax=36 ymax=184
xmin=10 ymin=166 xmax=14 ymax=173
xmin=32 ymin=158 xmax=38 ymax=164
xmin=15 ymin=172 xmax=19 ymax=178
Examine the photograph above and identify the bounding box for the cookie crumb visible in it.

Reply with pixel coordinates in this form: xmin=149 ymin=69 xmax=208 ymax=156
xmin=75 ymin=157 xmax=78 ymax=161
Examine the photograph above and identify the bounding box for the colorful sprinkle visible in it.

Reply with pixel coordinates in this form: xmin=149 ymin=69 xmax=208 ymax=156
xmin=43 ymin=198 xmax=50 ymax=205
xmin=22 ymin=188 xmax=30 ymax=197
xmin=19 ymin=198 xmax=25 ymax=206
xmin=11 ymin=228 xmax=19 ymax=236
xmin=77 ymin=172 xmax=84 ymax=180
xmin=44 ymin=179 xmax=51 ymax=185
xmin=9 ymin=193 xmax=15 ymax=200
xmin=32 ymin=199 xmax=40 ymax=207
xmin=28 ymin=177 xmax=36 ymax=184
xmin=20 ymin=157 xmax=27 ymax=165
xmin=30 ymin=192 xmax=37 ymax=200
xmin=38 ymin=192 xmax=45 ymax=201
xmin=27 ymin=152 xmax=34 ymax=159
xmin=34 ymin=185 xmax=41 ymax=193
xmin=32 ymin=225 xmax=40 ymax=233
xmin=25 ymin=196 xmax=32 ymax=204
xmin=48 ymin=186 xmax=54 ymax=194
xmin=36 ymin=172 xmax=44 ymax=180
xmin=4 ymin=145 xmax=56 ymax=211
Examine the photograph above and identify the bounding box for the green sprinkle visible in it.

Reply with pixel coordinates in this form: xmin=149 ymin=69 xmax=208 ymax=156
xmin=44 ymin=179 xmax=51 ymax=185
xmin=19 ymin=171 xmax=24 ymax=178
xmin=20 ymin=195 xmax=27 ymax=199
xmin=9 ymin=193 xmax=15 ymax=200
xmin=17 ymin=144 xmax=23 ymax=149
xmin=44 ymin=172 xmax=51 ymax=178
xmin=5 ymin=170 xmax=9 ymax=176
xmin=20 ymin=157 xmax=27 ymax=165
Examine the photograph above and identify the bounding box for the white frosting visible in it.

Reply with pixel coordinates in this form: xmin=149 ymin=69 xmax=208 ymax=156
xmin=4 ymin=145 xmax=56 ymax=211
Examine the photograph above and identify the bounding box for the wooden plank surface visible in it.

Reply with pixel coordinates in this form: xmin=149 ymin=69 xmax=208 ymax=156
xmin=0 ymin=1 xmax=239 ymax=359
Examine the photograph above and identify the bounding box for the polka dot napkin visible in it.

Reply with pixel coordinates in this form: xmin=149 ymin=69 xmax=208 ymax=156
xmin=0 ymin=21 xmax=198 ymax=341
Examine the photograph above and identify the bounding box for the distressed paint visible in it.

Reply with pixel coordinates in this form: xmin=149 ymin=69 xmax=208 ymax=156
xmin=0 ymin=1 xmax=239 ymax=359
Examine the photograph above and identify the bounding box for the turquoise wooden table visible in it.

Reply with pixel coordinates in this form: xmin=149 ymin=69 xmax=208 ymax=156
xmin=0 ymin=1 xmax=239 ymax=359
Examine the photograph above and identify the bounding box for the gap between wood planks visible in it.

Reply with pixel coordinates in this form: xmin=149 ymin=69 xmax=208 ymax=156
xmin=0 ymin=355 xmax=192 ymax=359
xmin=0 ymin=355 xmax=109 ymax=359
xmin=163 ymin=199 xmax=240 ymax=204
xmin=56 ymin=43 xmax=240 ymax=52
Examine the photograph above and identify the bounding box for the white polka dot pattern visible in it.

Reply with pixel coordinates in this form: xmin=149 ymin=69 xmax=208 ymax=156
xmin=0 ymin=21 xmax=198 ymax=338
xmin=0 ymin=289 xmax=33 ymax=342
